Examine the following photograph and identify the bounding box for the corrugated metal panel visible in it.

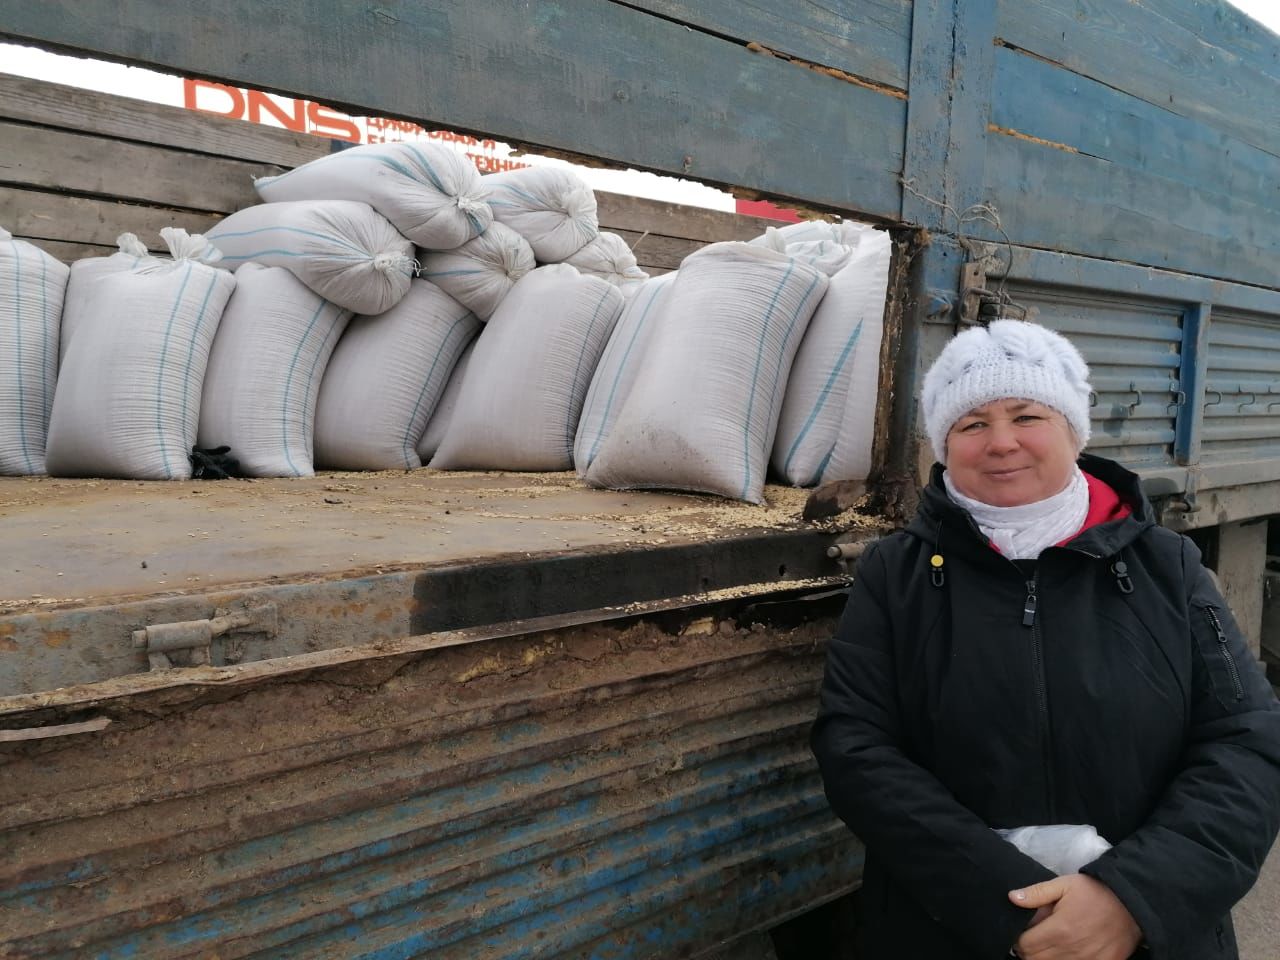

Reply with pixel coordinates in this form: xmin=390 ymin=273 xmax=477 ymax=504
xmin=0 ymin=614 xmax=858 ymax=959
xmin=1201 ymin=309 xmax=1280 ymax=468
xmin=998 ymin=281 xmax=1182 ymax=468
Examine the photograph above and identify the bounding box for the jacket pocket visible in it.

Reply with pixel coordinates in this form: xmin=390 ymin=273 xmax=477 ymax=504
xmin=1191 ymin=602 xmax=1246 ymax=708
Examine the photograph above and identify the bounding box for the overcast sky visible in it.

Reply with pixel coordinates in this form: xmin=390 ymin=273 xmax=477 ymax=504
xmin=1228 ymin=0 xmax=1280 ymax=31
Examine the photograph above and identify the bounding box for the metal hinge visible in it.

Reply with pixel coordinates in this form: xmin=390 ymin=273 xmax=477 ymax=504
xmin=132 ymin=604 xmax=278 ymax=670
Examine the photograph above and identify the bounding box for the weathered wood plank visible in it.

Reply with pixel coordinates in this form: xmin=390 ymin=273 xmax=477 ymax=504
xmin=981 ymin=132 xmax=1280 ymax=290
xmin=901 ymin=0 xmax=955 ymax=228
xmin=992 ymin=46 xmax=1280 ymax=220
xmin=608 ymin=228 xmax=703 ymax=271
xmin=996 ymin=0 xmax=1280 ymax=157
xmin=614 ymin=0 xmax=912 ymax=90
xmin=1134 ymin=0 xmax=1280 ymax=82
xmin=0 ymin=0 xmax=907 ymax=218
xmin=0 ymin=120 xmax=280 ymax=213
xmin=596 ymin=192 xmax=775 ymax=244
xmin=0 ymin=71 xmax=330 ymax=167
xmin=0 ymin=187 xmax=221 ymax=249
xmin=13 ymin=237 xmax=116 ymax=263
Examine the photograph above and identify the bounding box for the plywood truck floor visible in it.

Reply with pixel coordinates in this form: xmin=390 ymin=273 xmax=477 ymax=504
xmin=0 ymin=471 xmax=875 ymax=613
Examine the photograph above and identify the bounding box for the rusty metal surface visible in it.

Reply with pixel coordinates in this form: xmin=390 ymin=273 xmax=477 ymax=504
xmin=0 ymin=610 xmax=861 ymax=959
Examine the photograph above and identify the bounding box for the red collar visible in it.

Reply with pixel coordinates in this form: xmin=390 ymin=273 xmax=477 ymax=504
xmin=1054 ymin=471 xmax=1131 ymax=546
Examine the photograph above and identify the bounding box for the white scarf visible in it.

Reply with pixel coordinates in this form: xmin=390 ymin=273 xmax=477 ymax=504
xmin=944 ymin=467 xmax=1089 ymax=560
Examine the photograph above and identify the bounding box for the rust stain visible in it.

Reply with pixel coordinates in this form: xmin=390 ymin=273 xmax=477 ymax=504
xmin=988 ymin=123 xmax=1081 ymax=153
xmin=374 ymin=608 xmax=392 ymax=623
xmin=0 ymin=637 xmax=16 ymax=652
xmin=43 ymin=629 xmax=71 ymax=649
xmin=746 ymin=41 xmax=909 ymax=100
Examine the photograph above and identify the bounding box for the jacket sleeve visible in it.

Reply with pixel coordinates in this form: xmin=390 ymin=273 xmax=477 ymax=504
xmin=1081 ymin=536 xmax=1280 ymax=957
xmin=811 ymin=542 xmax=1055 ymax=958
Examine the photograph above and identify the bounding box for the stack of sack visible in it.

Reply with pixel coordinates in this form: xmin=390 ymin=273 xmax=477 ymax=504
xmin=575 ymin=217 xmax=891 ymax=501
xmin=578 ymin=242 xmax=836 ymax=503
xmin=4 ymin=132 xmax=890 ymax=499
xmin=765 ymin=221 xmax=892 ymax=488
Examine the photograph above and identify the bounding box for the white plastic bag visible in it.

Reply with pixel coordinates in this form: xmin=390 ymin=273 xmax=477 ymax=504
xmin=416 ymin=340 xmax=473 ymax=463
xmin=207 ymin=201 xmax=416 ymax=316
xmin=584 ymin=243 xmax=828 ymax=503
xmin=46 ymin=228 xmax=237 ymax=480
xmin=479 ymin=167 xmax=599 ymax=262
xmin=772 ymin=232 xmax=891 ymax=486
xmin=0 ymin=227 xmax=70 ymax=475
xmin=313 ymin=279 xmax=479 ymax=470
xmin=418 ymin=222 xmax=535 ymax=320
xmin=574 ymin=273 xmax=676 ymax=475
xmin=58 ymin=233 xmax=152 ymax=364
xmin=563 ymin=232 xmax=648 ymax=291
xmin=997 ymin=824 xmax=1112 ymax=876
xmin=431 ymin=265 xmax=624 ymax=471
xmin=198 ymin=263 xmax=352 ymax=477
xmin=255 ymin=141 xmax=491 ymax=250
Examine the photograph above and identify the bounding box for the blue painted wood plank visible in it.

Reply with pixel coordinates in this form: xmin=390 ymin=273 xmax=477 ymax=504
xmin=0 ymin=0 xmax=906 ymax=218
xmin=1175 ymin=303 xmax=1211 ymax=466
xmin=901 ymin=0 xmax=957 ymax=228
xmin=996 ymin=0 xmax=1280 ymax=157
xmin=618 ymin=0 xmax=913 ymax=90
xmin=998 ymin=246 xmax=1280 ymax=317
xmin=991 ymin=46 xmax=1280 ymax=219
xmin=980 ymin=132 xmax=1280 ymax=290
xmin=944 ymin=0 xmax=996 ymax=219
xmin=1134 ymin=0 xmax=1280 ymax=82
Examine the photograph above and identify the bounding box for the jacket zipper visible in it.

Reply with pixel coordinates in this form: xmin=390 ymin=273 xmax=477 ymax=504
xmin=1205 ymin=606 xmax=1245 ymax=701
xmin=1023 ymin=573 xmax=1057 ymax=821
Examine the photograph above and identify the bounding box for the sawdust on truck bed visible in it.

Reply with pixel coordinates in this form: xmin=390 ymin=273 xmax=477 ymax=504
xmin=0 ymin=470 xmax=881 ymax=612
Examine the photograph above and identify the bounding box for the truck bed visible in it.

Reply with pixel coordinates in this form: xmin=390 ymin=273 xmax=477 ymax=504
xmin=0 ymin=471 xmax=858 ymax=610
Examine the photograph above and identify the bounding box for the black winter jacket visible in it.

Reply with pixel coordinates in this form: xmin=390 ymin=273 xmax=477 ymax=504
xmin=812 ymin=454 xmax=1280 ymax=960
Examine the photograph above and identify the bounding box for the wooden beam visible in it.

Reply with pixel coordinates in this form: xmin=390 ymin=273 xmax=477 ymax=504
xmin=0 ymin=187 xmax=222 ymax=250
xmin=0 ymin=120 xmax=279 ymax=213
xmin=0 ymin=71 xmax=329 ymax=167
xmin=615 ymin=0 xmax=912 ymax=91
xmin=596 ymin=192 xmax=777 ymax=244
xmin=0 ymin=0 xmax=906 ymax=218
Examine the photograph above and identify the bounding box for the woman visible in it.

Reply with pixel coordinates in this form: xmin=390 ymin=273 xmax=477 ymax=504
xmin=812 ymin=320 xmax=1280 ymax=960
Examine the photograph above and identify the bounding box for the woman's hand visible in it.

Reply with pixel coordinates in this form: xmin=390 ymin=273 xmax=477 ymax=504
xmin=1008 ymin=874 xmax=1142 ymax=959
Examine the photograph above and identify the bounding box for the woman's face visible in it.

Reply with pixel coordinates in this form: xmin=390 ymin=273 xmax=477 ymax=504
xmin=945 ymin=398 xmax=1079 ymax=507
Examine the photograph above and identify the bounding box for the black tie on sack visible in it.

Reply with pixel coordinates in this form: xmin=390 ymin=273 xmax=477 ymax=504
xmin=189 ymin=445 xmax=244 ymax=480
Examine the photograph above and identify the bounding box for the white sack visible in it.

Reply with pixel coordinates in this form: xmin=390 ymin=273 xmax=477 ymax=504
xmin=749 ymin=218 xmax=870 ymax=249
xmin=198 ymin=263 xmax=352 ymax=477
xmin=431 ymin=265 xmax=624 ymax=471
xmin=563 ymin=232 xmax=648 ymax=291
xmin=0 ymin=227 xmax=70 ymax=475
xmin=207 ymin=201 xmax=415 ymax=316
xmin=479 ymin=167 xmax=598 ymax=262
xmin=574 ymin=273 xmax=676 ymax=475
xmin=59 ymin=233 xmax=152 ymax=364
xmin=314 ymin=279 xmax=479 ymax=470
xmin=255 ymin=141 xmax=491 ymax=250
xmin=418 ymin=222 xmax=534 ymax=320
xmin=416 ymin=340 xmax=473 ymax=463
xmin=46 ymin=228 xmax=236 ymax=480
xmin=585 ymin=243 xmax=828 ymax=503
xmin=997 ymin=825 xmax=1112 ymax=876
xmin=772 ymin=232 xmax=891 ymax=486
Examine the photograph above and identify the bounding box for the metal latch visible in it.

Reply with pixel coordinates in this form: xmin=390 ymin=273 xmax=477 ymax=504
xmin=132 ymin=605 xmax=278 ymax=670
xmin=957 ymin=257 xmax=1038 ymax=326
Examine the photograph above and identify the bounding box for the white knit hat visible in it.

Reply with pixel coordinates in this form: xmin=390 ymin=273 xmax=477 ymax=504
xmin=921 ymin=319 xmax=1092 ymax=462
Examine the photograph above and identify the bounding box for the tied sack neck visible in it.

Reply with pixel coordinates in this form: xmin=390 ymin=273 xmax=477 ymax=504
xmin=943 ymin=466 xmax=1089 ymax=560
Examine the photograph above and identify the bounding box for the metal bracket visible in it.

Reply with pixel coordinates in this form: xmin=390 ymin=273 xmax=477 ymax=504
xmin=958 ymin=261 xmax=987 ymax=326
xmin=132 ymin=604 xmax=278 ymax=671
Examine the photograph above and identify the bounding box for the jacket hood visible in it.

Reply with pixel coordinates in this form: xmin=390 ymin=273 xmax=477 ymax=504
xmin=905 ymin=453 xmax=1155 ymax=560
